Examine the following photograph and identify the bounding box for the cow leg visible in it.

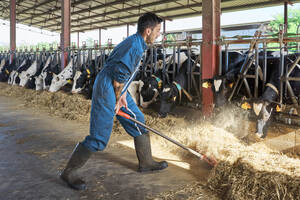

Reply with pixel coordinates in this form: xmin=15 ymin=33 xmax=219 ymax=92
xmin=117 ymin=93 xmax=168 ymax=172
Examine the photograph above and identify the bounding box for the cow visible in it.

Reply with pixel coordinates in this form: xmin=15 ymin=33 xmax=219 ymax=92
xmin=35 ymin=56 xmax=52 ymax=90
xmin=71 ymin=60 xmax=97 ymax=99
xmin=253 ymin=53 xmax=300 ymax=138
xmin=127 ymin=80 xmax=144 ymax=105
xmin=8 ymin=59 xmax=32 ymax=85
xmin=138 ymin=70 xmax=163 ymax=108
xmin=137 ymin=52 xmax=189 ymax=109
xmin=19 ymin=60 xmax=38 ymax=87
xmin=158 ymin=59 xmax=196 ymax=118
xmin=0 ymin=58 xmax=14 ymax=82
xmin=209 ymin=50 xmax=283 ymax=107
xmin=25 ymin=60 xmax=45 ymax=89
xmin=49 ymin=59 xmax=74 ymax=92
xmin=0 ymin=58 xmax=6 ymax=72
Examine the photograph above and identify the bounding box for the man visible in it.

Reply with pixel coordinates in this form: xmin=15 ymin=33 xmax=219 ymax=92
xmin=60 ymin=12 xmax=168 ymax=191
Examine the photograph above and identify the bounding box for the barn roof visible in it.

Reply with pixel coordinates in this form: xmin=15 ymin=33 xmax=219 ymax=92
xmin=0 ymin=0 xmax=299 ymax=33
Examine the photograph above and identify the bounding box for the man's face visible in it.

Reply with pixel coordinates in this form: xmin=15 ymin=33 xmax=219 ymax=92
xmin=146 ymin=23 xmax=161 ymax=44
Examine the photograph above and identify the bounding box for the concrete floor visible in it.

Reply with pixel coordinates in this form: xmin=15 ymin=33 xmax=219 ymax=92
xmin=0 ymin=96 xmax=204 ymax=200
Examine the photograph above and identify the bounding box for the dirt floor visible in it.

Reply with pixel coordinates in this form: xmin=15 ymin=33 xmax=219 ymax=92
xmin=0 ymin=95 xmax=217 ymax=200
xmin=0 ymin=82 xmax=299 ymax=200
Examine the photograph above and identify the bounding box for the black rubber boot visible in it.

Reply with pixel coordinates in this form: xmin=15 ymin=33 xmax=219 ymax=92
xmin=60 ymin=143 xmax=92 ymax=190
xmin=134 ymin=133 xmax=168 ymax=172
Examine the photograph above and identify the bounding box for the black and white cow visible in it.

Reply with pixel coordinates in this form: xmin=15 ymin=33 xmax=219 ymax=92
xmin=25 ymin=60 xmax=45 ymax=89
xmin=71 ymin=60 xmax=97 ymax=98
xmin=8 ymin=58 xmax=32 ymax=85
xmin=210 ymin=51 xmax=247 ymax=107
xmin=19 ymin=60 xmax=38 ymax=87
xmin=210 ymin=50 xmax=281 ymax=107
xmin=49 ymin=59 xmax=74 ymax=92
xmin=0 ymin=58 xmax=13 ymax=82
xmin=35 ymin=56 xmax=52 ymax=90
xmin=158 ymin=59 xmax=197 ymax=117
xmin=136 ymin=52 xmax=189 ymax=108
xmin=0 ymin=58 xmax=6 ymax=72
xmin=253 ymin=53 xmax=300 ymax=138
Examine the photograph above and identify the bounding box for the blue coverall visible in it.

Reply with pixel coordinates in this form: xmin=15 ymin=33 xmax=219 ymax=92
xmin=82 ymin=33 xmax=148 ymax=152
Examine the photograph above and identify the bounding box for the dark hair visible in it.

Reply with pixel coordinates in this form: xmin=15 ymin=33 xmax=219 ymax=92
xmin=137 ymin=12 xmax=163 ymax=34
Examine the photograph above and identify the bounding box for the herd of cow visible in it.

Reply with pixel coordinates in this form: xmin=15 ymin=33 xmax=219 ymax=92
xmin=0 ymin=48 xmax=299 ymax=139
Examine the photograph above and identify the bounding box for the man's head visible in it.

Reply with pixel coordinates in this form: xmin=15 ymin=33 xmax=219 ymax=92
xmin=137 ymin=12 xmax=163 ymax=44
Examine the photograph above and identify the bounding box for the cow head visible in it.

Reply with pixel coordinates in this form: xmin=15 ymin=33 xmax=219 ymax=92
xmin=71 ymin=70 xmax=85 ymax=93
xmin=13 ymin=73 xmax=20 ymax=85
xmin=211 ymin=76 xmax=235 ymax=107
xmin=253 ymin=101 xmax=273 ymax=138
xmin=25 ymin=76 xmax=36 ymax=89
xmin=19 ymin=61 xmax=37 ymax=87
xmin=35 ymin=75 xmax=44 ymax=90
xmin=158 ymin=84 xmax=179 ymax=118
xmin=19 ymin=71 xmax=32 ymax=87
xmin=49 ymin=61 xmax=73 ymax=92
xmin=71 ymin=63 xmax=95 ymax=94
xmin=49 ymin=73 xmax=67 ymax=92
xmin=140 ymin=76 xmax=161 ymax=108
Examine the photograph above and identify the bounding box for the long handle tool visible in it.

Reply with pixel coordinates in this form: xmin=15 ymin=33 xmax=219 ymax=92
xmin=117 ymin=110 xmax=217 ymax=168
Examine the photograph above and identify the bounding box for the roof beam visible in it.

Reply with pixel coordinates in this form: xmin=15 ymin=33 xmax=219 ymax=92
xmin=43 ymin=0 xmax=177 ymax=29
xmin=70 ymin=11 xmax=202 ymax=33
xmin=19 ymin=0 xmax=125 ymax=24
xmin=67 ymin=0 xmax=289 ymax=33
xmin=51 ymin=2 xmax=202 ymax=31
xmin=0 ymin=0 xmax=26 ymax=16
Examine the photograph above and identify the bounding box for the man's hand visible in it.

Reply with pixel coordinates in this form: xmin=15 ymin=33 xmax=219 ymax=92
xmin=113 ymin=80 xmax=127 ymax=114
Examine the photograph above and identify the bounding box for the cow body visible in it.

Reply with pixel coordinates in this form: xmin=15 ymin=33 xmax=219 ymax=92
xmin=253 ymin=53 xmax=300 ymax=138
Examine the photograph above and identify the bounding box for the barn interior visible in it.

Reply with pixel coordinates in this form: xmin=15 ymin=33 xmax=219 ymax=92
xmin=0 ymin=0 xmax=300 ymax=199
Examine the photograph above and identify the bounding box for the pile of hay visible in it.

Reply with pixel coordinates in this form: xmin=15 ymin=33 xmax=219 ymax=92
xmin=0 ymin=83 xmax=299 ymax=199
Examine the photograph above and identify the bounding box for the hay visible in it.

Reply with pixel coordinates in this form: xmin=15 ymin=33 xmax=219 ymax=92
xmin=0 ymin=82 xmax=299 ymax=199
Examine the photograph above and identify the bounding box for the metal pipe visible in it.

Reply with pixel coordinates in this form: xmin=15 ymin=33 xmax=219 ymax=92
xmin=10 ymin=0 xmax=16 ymax=63
xmin=297 ymin=25 xmax=300 ymax=52
xmin=225 ymin=44 xmax=229 ymax=73
xmin=284 ymin=1 xmax=288 ymax=34
xmin=263 ymin=42 xmax=267 ymax=91
xmin=254 ymin=43 xmax=259 ymax=98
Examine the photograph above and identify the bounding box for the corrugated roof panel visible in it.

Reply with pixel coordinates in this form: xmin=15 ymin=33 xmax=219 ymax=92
xmin=0 ymin=0 xmax=300 ymax=32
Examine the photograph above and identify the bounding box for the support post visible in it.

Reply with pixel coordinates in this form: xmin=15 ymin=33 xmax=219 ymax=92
xmin=61 ymin=0 xmax=70 ymax=69
xmin=201 ymin=0 xmax=221 ymax=116
xmin=77 ymin=32 xmax=80 ymax=48
xmin=127 ymin=24 xmax=129 ymax=37
xmin=99 ymin=28 xmax=101 ymax=48
xmin=10 ymin=0 xmax=16 ymax=62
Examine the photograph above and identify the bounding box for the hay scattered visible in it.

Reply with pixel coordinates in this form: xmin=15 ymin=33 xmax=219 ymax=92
xmin=0 ymin=82 xmax=299 ymax=200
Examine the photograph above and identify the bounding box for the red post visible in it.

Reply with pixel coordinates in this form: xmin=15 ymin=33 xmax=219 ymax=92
xmin=10 ymin=0 xmax=16 ymax=62
xmin=61 ymin=0 xmax=70 ymax=69
xmin=201 ymin=0 xmax=221 ymax=116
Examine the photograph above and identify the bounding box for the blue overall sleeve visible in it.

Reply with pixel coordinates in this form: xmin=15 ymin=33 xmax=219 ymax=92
xmin=111 ymin=48 xmax=138 ymax=83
